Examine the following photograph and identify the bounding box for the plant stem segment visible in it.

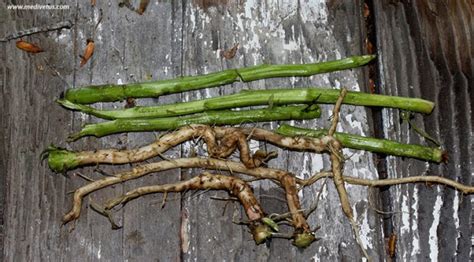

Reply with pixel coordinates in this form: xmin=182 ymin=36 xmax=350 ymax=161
xmin=276 ymin=124 xmax=444 ymax=162
xmin=205 ymin=88 xmax=434 ymax=114
xmin=47 ymin=124 xmax=329 ymax=173
xmin=64 ymin=55 xmax=376 ymax=104
xmin=59 ymin=87 xmax=434 ymax=120
xmin=68 ymin=105 xmax=320 ymax=140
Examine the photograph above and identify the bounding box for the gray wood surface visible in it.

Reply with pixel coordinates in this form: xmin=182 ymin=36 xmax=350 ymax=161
xmin=373 ymin=0 xmax=473 ymax=261
xmin=0 ymin=0 xmax=470 ymax=261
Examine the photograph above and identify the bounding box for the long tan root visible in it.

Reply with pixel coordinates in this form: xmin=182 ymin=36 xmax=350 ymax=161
xmin=327 ymin=88 xmax=370 ymax=260
xmin=301 ymin=172 xmax=474 ymax=194
xmin=104 ymin=172 xmax=273 ymax=244
xmin=64 ymin=124 xmax=329 ymax=170
xmin=280 ymin=174 xmax=315 ymax=248
xmin=62 ymin=157 xmax=290 ymax=224
xmin=64 ymin=157 xmax=474 ymax=225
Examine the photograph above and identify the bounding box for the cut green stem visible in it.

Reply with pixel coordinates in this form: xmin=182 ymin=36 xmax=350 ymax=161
xmin=206 ymin=88 xmax=434 ymax=114
xmin=69 ymin=105 xmax=320 ymax=140
xmin=276 ymin=124 xmax=444 ymax=163
xmin=59 ymin=87 xmax=434 ymax=120
xmin=64 ymin=55 xmax=376 ymax=104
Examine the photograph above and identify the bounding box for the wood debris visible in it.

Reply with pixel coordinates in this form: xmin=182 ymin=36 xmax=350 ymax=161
xmin=220 ymin=43 xmax=239 ymax=59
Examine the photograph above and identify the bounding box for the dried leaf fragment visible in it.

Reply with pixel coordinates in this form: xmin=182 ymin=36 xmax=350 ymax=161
xmin=365 ymin=37 xmax=374 ymax=54
xmin=125 ymin=97 xmax=136 ymax=108
xmin=16 ymin=39 xmax=44 ymax=53
xmin=368 ymin=78 xmax=376 ymax=94
xmin=220 ymin=43 xmax=239 ymax=59
xmin=137 ymin=0 xmax=149 ymax=15
xmin=363 ymin=3 xmax=370 ymax=18
xmin=261 ymin=217 xmax=279 ymax=232
xmin=388 ymin=233 xmax=397 ymax=258
xmin=91 ymin=0 xmax=96 ymax=6
xmin=80 ymin=39 xmax=95 ymax=67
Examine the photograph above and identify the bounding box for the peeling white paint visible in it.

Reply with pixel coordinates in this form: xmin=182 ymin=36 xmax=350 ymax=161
xmin=299 ymin=0 xmax=328 ymax=24
xmin=79 ymin=112 xmax=88 ymax=122
xmin=342 ymin=148 xmax=365 ymax=164
xmin=237 ymin=0 xmax=330 ymax=64
xmin=352 ymin=203 xmax=373 ymax=249
xmin=452 ymin=191 xmax=460 ymax=257
xmin=344 ymin=114 xmax=365 ymax=136
xmin=95 ymin=13 xmax=103 ymax=43
xmin=410 ymin=186 xmax=420 ymax=257
xmin=312 ymin=253 xmax=319 ymax=262
xmin=311 ymin=153 xmax=324 ymax=174
xmin=248 ymin=139 xmax=260 ymax=153
xmin=360 ymin=212 xmax=373 ymax=249
xmin=54 ymin=33 xmax=68 ymax=42
xmin=189 ymin=6 xmax=196 ymax=32
xmin=428 ymin=189 xmax=442 ymax=261
xmin=400 ymin=190 xmax=410 ymax=234
xmin=79 ymin=237 xmax=102 ymax=260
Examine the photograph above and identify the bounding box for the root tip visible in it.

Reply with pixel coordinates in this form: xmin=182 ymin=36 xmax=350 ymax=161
xmin=292 ymin=231 xmax=317 ymax=248
xmin=251 ymin=224 xmax=273 ymax=245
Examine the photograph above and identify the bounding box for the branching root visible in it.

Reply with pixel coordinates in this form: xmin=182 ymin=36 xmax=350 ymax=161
xmin=53 ymin=92 xmax=474 ymax=253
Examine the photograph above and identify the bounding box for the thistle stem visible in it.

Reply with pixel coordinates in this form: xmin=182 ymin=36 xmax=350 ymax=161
xmin=276 ymin=124 xmax=444 ymax=162
xmin=68 ymin=105 xmax=320 ymax=140
xmin=59 ymin=87 xmax=434 ymax=120
xmin=205 ymin=88 xmax=434 ymax=114
xmin=64 ymin=55 xmax=376 ymax=104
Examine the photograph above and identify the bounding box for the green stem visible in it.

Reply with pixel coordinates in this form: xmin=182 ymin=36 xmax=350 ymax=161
xmin=276 ymin=124 xmax=444 ymax=163
xmin=42 ymin=146 xmax=82 ymax=173
xmin=56 ymin=98 xmax=208 ymax=120
xmin=69 ymin=105 xmax=321 ymax=140
xmin=206 ymin=88 xmax=434 ymax=114
xmin=64 ymin=55 xmax=375 ymax=104
xmin=59 ymin=88 xmax=434 ymax=120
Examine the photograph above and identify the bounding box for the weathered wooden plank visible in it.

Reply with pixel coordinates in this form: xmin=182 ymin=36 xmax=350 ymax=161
xmin=0 ymin=3 xmax=8 ymax=258
xmin=180 ymin=1 xmax=384 ymax=260
xmin=116 ymin=1 xmax=184 ymax=261
xmin=372 ymin=0 xmax=473 ymax=260
xmin=1 ymin=2 xmax=77 ymax=261
xmin=0 ymin=0 xmax=434 ymax=261
xmin=1 ymin=1 xmax=183 ymax=261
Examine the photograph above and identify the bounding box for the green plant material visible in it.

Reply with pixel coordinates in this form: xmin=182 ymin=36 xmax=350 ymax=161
xmin=276 ymin=124 xmax=444 ymax=163
xmin=252 ymin=224 xmax=273 ymax=245
xmin=63 ymin=55 xmax=376 ymax=104
xmin=59 ymin=87 xmax=435 ymax=120
xmin=292 ymin=232 xmax=317 ymax=248
xmin=42 ymin=146 xmax=81 ymax=173
xmin=262 ymin=217 xmax=279 ymax=232
xmin=401 ymin=111 xmax=440 ymax=146
xmin=236 ymin=55 xmax=376 ymax=81
xmin=206 ymin=88 xmax=434 ymax=114
xmin=69 ymin=105 xmax=321 ymax=140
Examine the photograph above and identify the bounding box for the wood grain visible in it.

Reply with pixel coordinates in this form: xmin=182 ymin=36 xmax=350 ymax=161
xmin=372 ymin=0 xmax=473 ymax=260
xmin=3 ymin=0 xmax=469 ymax=261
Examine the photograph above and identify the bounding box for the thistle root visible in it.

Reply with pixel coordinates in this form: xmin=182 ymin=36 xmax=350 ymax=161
xmin=104 ymin=172 xmax=273 ymax=244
